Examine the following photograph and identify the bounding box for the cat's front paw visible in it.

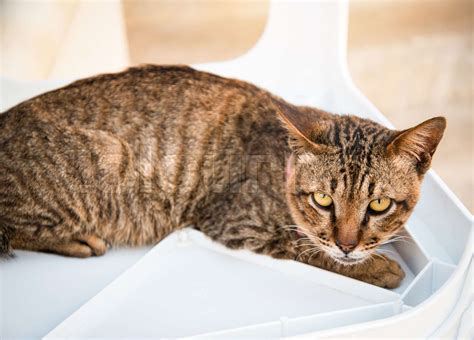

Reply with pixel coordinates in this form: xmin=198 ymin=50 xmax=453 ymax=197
xmin=77 ymin=235 xmax=110 ymax=256
xmin=354 ymin=255 xmax=405 ymax=289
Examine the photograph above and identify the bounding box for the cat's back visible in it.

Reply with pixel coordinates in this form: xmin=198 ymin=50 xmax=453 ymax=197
xmin=1 ymin=65 xmax=269 ymax=131
xmin=1 ymin=65 xmax=280 ymax=164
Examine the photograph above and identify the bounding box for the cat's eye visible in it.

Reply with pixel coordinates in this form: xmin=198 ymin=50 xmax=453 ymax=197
xmin=368 ymin=198 xmax=392 ymax=213
xmin=312 ymin=192 xmax=333 ymax=207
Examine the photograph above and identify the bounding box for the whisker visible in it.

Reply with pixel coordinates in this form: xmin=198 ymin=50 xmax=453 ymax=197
xmin=389 ymin=235 xmax=413 ymax=242
xmin=379 ymin=238 xmax=412 ymax=246
xmin=297 ymin=247 xmax=318 ymax=260
xmin=296 ymin=243 xmax=324 ymax=261
xmin=295 ymin=243 xmax=317 ymax=249
xmin=295 ymin=244 xmax=314 ymax=249
xmin=307 ymin=249 xmax=323 ymax=263
xmin=376 ymin=248 xmax=398 ymax=257
xmin=294 ymin=237 xmax=312 ymax=243
xmin=294 ymin=239 xmax=313 ymax=246
xmin=370 ymin=251 xmax=388 ymax=263
xmin=393 ymin=234 xmax=412 ymax=239
xmin=390 ymin=236 xmax=412 ymax=242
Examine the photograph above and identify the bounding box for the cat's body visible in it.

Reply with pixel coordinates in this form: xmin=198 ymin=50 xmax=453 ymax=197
xmin=1 ymin=65 xmax=292 ymax=251
xmin=0 ymin=65 xmax=446 ymax=288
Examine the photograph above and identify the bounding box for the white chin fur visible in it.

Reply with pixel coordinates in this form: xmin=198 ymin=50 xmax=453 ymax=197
xmin=324 ymin=248 xmax=369 ymax=266
xmin=331 ymin=256 xmax=366 ymax=266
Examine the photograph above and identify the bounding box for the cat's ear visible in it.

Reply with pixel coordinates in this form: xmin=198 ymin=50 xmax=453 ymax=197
xmin=387 ymin=117 xmax=446 ymax=174
xmin=271 ymin=98 xmax=331 ymax=154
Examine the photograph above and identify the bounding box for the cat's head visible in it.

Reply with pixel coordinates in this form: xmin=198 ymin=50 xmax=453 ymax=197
xmin=274 ymin=99 xmax=446 ymax=265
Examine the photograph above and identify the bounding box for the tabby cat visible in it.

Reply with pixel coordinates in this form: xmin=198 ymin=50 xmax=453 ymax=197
xmin=0 ymin=65 xmax=446 ymax=288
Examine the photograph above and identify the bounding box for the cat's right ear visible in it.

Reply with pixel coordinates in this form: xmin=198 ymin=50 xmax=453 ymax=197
xmin=271 ymin=98 xmax=331 ymax=154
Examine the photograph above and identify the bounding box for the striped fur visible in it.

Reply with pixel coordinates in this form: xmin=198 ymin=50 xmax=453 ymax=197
xmin=0 ymin=65 xmax=445 ymax=287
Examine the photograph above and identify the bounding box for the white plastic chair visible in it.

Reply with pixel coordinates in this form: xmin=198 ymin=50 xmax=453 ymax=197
xmin=1 ymin=1 xmax=472 ymax=338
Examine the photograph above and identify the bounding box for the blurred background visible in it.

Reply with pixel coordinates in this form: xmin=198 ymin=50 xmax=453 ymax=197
xmin=1 ymin=0 xmax=472 ymax=211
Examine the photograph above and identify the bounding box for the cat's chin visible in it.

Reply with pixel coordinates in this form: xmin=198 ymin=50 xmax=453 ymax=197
xmin=331 ymin=255 xmax=367 ymax=266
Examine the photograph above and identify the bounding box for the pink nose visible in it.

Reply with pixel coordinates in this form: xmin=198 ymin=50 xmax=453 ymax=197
xmin=335 ymin=239 xmax=357 ymax=254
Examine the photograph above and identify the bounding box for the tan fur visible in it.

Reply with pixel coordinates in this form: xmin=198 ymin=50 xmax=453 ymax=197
xmin=0 ymin=65 xmax=446 ymax=288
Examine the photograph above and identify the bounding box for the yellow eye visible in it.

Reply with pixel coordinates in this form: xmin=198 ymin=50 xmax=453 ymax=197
xmin=312 ymin=192 xmax=333 ymax=207
xmin=369 ymin=198 xmax=392 ymax=212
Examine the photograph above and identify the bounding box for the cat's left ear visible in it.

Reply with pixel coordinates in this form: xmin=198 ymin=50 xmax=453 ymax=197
xmin=387 ymin=117 xmax=446 ymax=174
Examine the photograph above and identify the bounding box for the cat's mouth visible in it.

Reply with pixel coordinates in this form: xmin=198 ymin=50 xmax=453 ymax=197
xmin=317 ymin=242 xmax=369 ymax=266
xmin=296 ymin=229 xmax=370 ymax=266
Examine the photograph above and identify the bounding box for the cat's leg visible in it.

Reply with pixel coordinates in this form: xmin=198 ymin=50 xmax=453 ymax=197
xmin=42 ymin=239 xmax=102 ymax=258
xmin=347 ymin=255 xmax=405 ymax=288
xmin=201 ymin=222 xmax=298 ymax=260
xmin=11 ymin=230 xmax=110 ymax=258
xmin=1 ymin=126 xmax=144 ymax=258
xmin=76 ymin=235 xmax=110 ymax=256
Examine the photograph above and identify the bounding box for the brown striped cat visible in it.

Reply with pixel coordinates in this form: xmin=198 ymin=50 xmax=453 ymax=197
xmin=0 ymin=65 xmax=446 ymax=288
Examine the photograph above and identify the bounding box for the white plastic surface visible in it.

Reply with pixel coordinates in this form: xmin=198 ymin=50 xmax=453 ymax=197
xmin=1 ymin=0 xmax=472 ymax=338
xmin=46 ymin=229 xmax=399 ymax=338
xmin=401 ymin=261 xmax=456 ymax=307
xmin=1 ymin=247 xmax=150 ymax=338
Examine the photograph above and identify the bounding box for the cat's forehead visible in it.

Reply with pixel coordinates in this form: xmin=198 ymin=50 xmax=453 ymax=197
xmin=302 ymin=116 xmax=393 ymax=164
xmin=297 ymin=116 xmax=395 ymax=194
xmin=331 ymin=117 xmax=390 ymax=167
xmin=297 ymin=153 xmax=393 ymax=199
xmin=331 ymin=116 xmax=392 ymax=148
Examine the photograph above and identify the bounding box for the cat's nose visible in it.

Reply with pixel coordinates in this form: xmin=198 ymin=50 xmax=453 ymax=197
xmin=335 ymin=239 xmax=357 ymax=254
